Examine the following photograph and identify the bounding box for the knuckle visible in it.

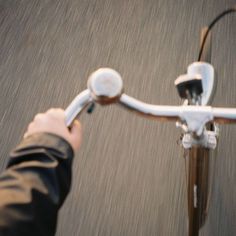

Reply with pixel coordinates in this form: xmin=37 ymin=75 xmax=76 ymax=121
xmin=47 ymin=108 xmax=56 ymax=114
xmin=47 ymin=108 xmax=65 ymax=117
xmin=34 ymin=113 xmax=44 ymax=121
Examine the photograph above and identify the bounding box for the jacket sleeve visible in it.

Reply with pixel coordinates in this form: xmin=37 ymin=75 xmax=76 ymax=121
xmin=0 ymin=133 xmax=74 ymax=236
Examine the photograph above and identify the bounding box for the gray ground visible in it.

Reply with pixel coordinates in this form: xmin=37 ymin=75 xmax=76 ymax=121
xmin=0 ymin=0 xmax=235 ymax=235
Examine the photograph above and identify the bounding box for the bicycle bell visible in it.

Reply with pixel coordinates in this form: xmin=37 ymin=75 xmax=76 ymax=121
xmin=87 ymin=68 xmax=124 ymax=105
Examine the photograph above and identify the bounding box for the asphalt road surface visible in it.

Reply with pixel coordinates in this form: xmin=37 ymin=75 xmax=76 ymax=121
xmin=0 ymin=0 xmax=235 ymax=235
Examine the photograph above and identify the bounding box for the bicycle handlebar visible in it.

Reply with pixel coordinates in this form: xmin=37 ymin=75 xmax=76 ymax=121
xmin=65 ymin=68 xmax=236 ymax=136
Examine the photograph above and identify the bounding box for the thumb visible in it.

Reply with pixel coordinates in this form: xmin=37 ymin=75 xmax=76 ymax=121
xmin=69 ymin=120 xmax=82 ymax=151
xmin=70 ymin=120 xmax=81 ymax=136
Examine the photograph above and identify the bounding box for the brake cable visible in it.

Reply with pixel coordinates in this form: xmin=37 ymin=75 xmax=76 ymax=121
xmin=198 ymin=5 xmax=236 ymax=61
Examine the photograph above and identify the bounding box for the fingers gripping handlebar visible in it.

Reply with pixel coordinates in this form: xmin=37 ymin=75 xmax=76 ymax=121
xmin=65 ymin=68 xmax=236 ymax=136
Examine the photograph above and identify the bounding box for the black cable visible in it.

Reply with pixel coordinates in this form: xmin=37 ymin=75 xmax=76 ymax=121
xmin=198 ymin=5 xmax=236 ymax=61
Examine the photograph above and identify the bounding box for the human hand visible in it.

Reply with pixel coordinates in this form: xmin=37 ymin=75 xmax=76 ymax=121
xmin=24 ymin=108 xmax=82 ymax=152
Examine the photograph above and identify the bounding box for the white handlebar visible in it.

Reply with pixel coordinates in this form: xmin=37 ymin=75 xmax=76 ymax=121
xmin=65 ymin=68 xmax=236 ymax=136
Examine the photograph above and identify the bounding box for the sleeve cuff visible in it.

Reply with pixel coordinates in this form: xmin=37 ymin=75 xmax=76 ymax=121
xmin=12 ymin=132 xmax=74 ymax=159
